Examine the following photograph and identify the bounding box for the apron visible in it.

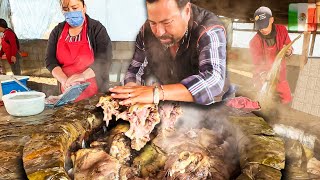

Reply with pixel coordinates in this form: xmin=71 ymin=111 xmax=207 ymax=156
xmin=56 ymin=19 xmax=98 ymax=102
xmin=264 ymin=43 xmax=292 ymax=104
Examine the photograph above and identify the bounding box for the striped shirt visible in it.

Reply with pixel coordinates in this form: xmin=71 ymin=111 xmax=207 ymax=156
xmin=65 ymin=32 xmax=82 ymax=42
xmin=124 ymin=26 xmax=227 ymax=105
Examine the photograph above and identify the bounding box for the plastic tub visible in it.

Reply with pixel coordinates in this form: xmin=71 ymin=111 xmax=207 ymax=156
xmin=2 ymin=91 xmax=46 ymax=116
xmin=0 ymin=75 xmax=30 ymax=100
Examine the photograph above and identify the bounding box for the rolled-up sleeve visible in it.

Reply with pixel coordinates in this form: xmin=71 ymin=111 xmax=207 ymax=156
xmin=181 ymin=27 xmax=227 ymax=105
xmin=123 ymin=29 xmax=147 ymax=85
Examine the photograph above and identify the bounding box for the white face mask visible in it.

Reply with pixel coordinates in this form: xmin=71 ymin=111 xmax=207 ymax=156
xmin=0 ymin=32 xmax=3 ymax=38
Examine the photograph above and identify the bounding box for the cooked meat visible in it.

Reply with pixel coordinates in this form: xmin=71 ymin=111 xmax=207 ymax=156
xmin=72 ymin=148 xmax=137 ymax=180
xmin=133 ymin=145 xmax=167 ymax=178
xmin=152 ymin=128 xmax=236 ymax=180
xmin=158 ymin=102 xmax=182 ymax=133
xmin=96 ymin=96 xmax=121 ymax=126
xmin=72 ymin=148 xmax=121 ymax=180
xmin=108 ymin=131 xmax=132 ymax=165
xmin=97 ymin=96 xmax=160 ymax=151
xmin=89 ymin=123 xmax=132 ymax=165
xmin=307 ymin=158 xmax=320 ymax=176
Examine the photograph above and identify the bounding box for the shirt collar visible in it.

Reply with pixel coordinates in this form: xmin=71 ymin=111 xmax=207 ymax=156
xmin=178 ymin=8 xmax=194 ymax=50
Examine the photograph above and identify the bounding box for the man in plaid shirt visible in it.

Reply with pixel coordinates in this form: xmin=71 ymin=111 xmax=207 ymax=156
xmin=110 ymin=0 xmax=229 ymax=106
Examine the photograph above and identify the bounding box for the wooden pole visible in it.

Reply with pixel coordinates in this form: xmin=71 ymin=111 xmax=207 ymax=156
xmin=309 ymin=32 xmax=316 ymax=56
xmin=309 ymin=0 xmax=320 ymax=56
xmin=300 ymin=32 xmax=311 ymax=69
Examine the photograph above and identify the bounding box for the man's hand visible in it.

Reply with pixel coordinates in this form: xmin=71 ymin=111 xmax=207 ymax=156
xmin=11 ymin=56 xmax=16 ymax=64
xmin=109 ymin=85 xmax=154 ymax=105
xmin=125 ymin=82 xmax=138 ymax=87
xmin=65 ymin=73 xmax=86 ymax=88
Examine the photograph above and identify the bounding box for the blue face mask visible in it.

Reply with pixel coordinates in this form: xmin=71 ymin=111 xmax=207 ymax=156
xmin=64 ymin=11 xmax=84 ymax=27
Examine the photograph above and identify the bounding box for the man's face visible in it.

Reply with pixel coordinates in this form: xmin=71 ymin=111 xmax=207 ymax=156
xmin=259 ymin=17 xmax=274 ymax=35
xmin=147 ymin=0 xmax=191 ymax=48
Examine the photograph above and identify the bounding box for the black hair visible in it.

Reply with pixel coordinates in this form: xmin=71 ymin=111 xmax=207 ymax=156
xmin=0 ymin=19 xmax=20 ymax=49
xmin=146 ymin=0 xmax=189 ymax=9
xmin=0 ymin=19 xmax=8 ymax=29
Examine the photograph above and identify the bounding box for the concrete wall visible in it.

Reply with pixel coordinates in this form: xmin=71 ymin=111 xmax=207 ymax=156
xmin=1 ymin=40 xmax=50 ymax=76
xmin=109 ymin=41 xmax=134 ymax=85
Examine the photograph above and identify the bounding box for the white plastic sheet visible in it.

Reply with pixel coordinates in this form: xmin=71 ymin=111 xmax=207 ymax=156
xmin=86 ymin=0 xmax=147 ymax=41
xmin=5 ymin=0 xmax=147 ymax=41
xmin=9 ymin=0 xmax=64 ymax=39
xmin=0 ymin=0 xmax=12 ymax=29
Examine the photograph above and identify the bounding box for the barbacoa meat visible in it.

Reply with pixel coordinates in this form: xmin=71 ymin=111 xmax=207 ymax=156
xmin=96 ymin=96 xmax=160 ymax=151
xmin=158 ymin=102 xmax=182 ymax=133
xmin=72 ymin=148 xmax=121 ymax=179
xmin=90 ymin=123 xmax=132 ymax=165
xmin=72 ymin=148 xmax=136 ymax=180
xmin=152 ymin=128 xmax=237 ymax=180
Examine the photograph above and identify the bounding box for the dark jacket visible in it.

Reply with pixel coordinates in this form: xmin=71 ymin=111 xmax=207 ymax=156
xmin=141 ymin=4 xmax=229 ymax=103
xmin=45 ymin=14 xmax=112 ymax=92
xmin=142 ymin=5 xmax=224 ymax=83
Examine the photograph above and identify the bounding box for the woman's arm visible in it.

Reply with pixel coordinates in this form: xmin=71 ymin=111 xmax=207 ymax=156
xmin=45 ymin=25 xmax=62 ymax=72
xmin=52 ymin=66 xmax=68 ymax=89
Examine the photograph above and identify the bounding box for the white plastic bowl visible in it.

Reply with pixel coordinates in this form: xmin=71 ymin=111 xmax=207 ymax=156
xmin=2 ymin=91 xmax=46 ymax=116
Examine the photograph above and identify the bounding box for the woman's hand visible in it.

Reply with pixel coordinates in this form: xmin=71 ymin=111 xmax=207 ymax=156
xmin=65 ymin=73 xmax=86 ymax=88
xmin=109 ymin=85 xmax=154 ymax=106
xmin=52 ymin=66 xmax=68 ymax=91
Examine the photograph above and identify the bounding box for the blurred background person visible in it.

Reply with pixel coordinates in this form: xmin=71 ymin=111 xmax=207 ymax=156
xmin=0 ymin=18 xmax=21 ymax=75
xmin=250 ymin=6 xmax=293 ymax=104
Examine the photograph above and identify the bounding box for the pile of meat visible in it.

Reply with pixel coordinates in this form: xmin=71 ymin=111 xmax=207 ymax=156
xmin=152 ymin=128 xmax=237 ymax=179
xmin=96 ymin=96 xmax=161 ymax=151
xmin=70 ymin=96 xmax=237 ymax=179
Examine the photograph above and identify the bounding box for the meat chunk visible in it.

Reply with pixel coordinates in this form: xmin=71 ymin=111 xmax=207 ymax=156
xmin=158 ymin=102 xmax=182 ymax=133
xmin=152 ymin=129 xmax=236 ymax=180
xmin=97 ymin=96 xmax=160 ymax=151
xmin=90 ymin=123 xmax=132 ymax=165
xmin=72 ymin=148 xmax=121 ymax=180
xmin=96 ymin=96 xmax=121 ymax=126
xmin=72 ymin=148 xmax=137 ymax=180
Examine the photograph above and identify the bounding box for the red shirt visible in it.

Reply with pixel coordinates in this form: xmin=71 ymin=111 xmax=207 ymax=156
xmin=0 ymin=28 xmax=19 ymax=63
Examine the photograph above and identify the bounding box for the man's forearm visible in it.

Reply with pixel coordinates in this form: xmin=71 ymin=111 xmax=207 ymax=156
xmin=160 ymin=83 xmax=193 ymax=102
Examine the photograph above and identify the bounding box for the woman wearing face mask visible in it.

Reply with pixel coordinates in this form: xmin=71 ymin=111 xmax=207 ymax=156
xmin=45 ymin=0 xmax=112 ymax=101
